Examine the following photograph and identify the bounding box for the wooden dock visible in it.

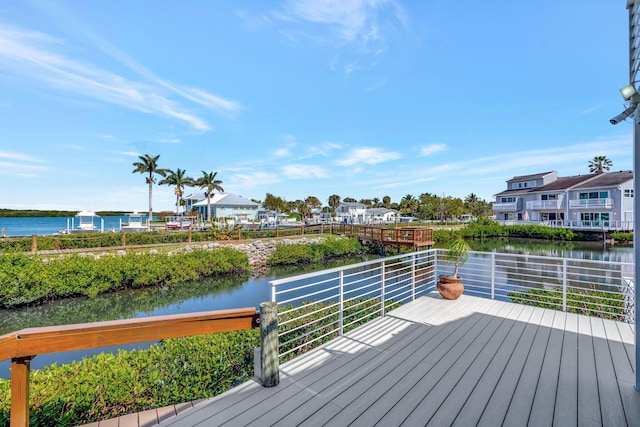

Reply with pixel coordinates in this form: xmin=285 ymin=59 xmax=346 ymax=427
xmin=332 ymin=224 xmax=434 ymax=250
xmin=97 ymin=293 xmax=637 ymax=426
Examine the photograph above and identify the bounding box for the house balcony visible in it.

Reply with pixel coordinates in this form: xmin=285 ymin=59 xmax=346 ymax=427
xmin=526 ymin=200 xmax=564 ymax=210
xmin=568 ymin=198 xmax=614 ymax=209
xmin=492 ymin=202 xmax=519 ymax=212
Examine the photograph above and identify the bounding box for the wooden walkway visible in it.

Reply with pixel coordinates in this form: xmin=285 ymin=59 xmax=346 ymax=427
xmin=332 ymin=224 xmax=435 ymax=249
xmin=98 ymin=293 xmax=638 ymax=426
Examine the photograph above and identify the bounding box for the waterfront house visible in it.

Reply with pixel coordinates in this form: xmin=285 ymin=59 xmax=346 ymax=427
xmin=364 ymin=207 xmax=399 ymax=224
xmin=493 ymin=170 xmax=633 ymax=231
xmin=192 ymin=193 xmax=260 ymax=222
xmin=335 ymin=202 xmax=368 ymax=223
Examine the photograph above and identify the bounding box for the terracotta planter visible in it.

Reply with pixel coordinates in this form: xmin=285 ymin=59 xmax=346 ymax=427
xmin=437 ymin=276 xmax=464 ymax=300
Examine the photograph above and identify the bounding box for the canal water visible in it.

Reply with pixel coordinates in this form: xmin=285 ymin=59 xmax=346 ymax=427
xmin=0 ymin=239 xmax=633 ymax=378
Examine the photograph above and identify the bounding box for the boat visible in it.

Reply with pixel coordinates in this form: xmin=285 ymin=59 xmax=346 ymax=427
xmin=119 ymin=212 xmax=150 ymax=232
xmin=60 ymin=210 xmax=104 ymax=234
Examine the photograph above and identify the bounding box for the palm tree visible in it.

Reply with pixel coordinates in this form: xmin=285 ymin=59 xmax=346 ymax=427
xmin=328 ymin=194 xmax=341 ymax=211
xmin=132 ymin=154 xmax=169 ymax=223
xmin=196 ymin=171 xmax=224 ymax=221
xmin=588 ymin=156 xmax=613 ymax=174
xmin=159 ymin=168 xmax=194 ymax=215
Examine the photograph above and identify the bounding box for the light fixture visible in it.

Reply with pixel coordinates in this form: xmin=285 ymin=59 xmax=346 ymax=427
xmin=620 ymin=84 xmax=637 ymax=100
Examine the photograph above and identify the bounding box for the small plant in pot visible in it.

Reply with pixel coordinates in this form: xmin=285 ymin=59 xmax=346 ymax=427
xmin=437 ymin=237 xmax=471 ymax=300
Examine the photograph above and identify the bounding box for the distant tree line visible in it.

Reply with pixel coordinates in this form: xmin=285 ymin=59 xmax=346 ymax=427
xmin=0 ymin=209 xmax=127 ymax=218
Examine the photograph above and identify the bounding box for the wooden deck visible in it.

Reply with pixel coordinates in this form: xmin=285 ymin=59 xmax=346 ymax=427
xmin=99 ymin=293 xmax=638 ymax=426
xmin=332 ymin=224 xmax=435 ymax=249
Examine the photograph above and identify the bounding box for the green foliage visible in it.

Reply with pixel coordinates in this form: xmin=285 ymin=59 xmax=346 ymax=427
xmin=442 ymin=238 xmax=470 ymax=278
xmin=0 ymin=330 xmax=259 ymax=426
xmin=509 ymin=287 xmax=626 ymax=321
xmin=267 ymin=237 xmax=362 ymax=265
xmin=0 ymin=248 xmax=249 ymax=308
xmin=458 ymin=219 xmax=575 ymax=241
xmin=610 ymin=232 xmax=633 ymax=244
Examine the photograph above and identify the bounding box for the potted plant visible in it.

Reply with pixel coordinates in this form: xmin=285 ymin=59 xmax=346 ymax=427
xmin=437 ymin=237 xmax=471 ymax=300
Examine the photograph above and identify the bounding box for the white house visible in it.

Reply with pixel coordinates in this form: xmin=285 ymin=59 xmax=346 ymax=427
xmin=335 ymin=202 xmax=368 ymax=223
xmin=364 ymin=208 xmax=399 ymax=224
xmin=493 ymin=170 xmax=633 ymax=230
xmin=192 ymin=193 xmax=260 ymax=221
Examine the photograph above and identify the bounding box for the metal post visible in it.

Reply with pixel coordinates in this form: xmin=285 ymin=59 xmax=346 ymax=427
xmin=381 ymin=261 xmax=386 ymax=317
xmin=259 ymin=302 xmax=279 ymax=387
xmin=339 ymin=271 xmax=344 ymax=336
xmin=490 ymin=251 xmax=495 ymax=300
xmin=629 ymin=0 xmax=640 ymax=391
xmin=562 ymin=259 xmax=568 ymax=312
xmin=411 ymin=254 xmax=416 ymax=301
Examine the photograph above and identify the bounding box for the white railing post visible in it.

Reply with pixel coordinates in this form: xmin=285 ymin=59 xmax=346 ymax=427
xmin=411 ymin=253 xmax=416 ymax=301
xmin=490 ymin=252 xmax=496 ymax=300
xmin=270 ymin=280 xmax=277 ymax=303
xmin=339 ymin=270 xmax=344 ymax=336
xmin=381 ymin=261 xmax=386 ymax=317
xmin=562 ymin=259 xmax=567 ymax=312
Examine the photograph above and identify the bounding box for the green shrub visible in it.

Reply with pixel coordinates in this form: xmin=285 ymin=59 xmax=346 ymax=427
xmin=610 ymin=232 xmax=633 ymax=244
xmin=267 ymin=237 xmax=362 ymax=266
xmin=0 ymin=248 xmax=249 ymax=308
xmin=509 ymin=287 xmax=627 ymax=321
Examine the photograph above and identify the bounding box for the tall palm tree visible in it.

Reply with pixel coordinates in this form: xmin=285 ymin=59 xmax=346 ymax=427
xmin=588 ymin=156 xmax=613 ymax=174
xmin=132 ymin=154 xmax=169 ymax=222
xmin=196 ymin=171 xmax=224 ymax=221
xmin=328 ymin=194 xmax=341 ymax=211
xmin=159 ymin=168 xmax=194 ymax=215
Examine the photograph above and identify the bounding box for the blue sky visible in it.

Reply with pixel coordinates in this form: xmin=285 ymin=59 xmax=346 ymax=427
xmin=0 ymin=1 xmax=632 ymax=212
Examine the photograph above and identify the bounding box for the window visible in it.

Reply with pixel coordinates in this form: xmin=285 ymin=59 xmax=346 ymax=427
xmin=625 ymin=189 xmax=634 ymax=198
xmin=579 ymin=191 xmax=608 ymax=200
xmin=500 ymin=197 xmax=516 ymax=203
xmin=541 ymin=194 xmax=557 ymax=200
xmin=580 ymin=212 xmax=609 ymax=221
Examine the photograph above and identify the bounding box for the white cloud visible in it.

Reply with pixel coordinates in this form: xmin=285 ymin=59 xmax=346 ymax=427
xmin=0 ymin=150 xmax=42 ymax=162
xmin=419 ymin=143 xmax=447 ymax=156
xmin=282 ymin=164 xmax=329 ymax=179
xmin=118 ymin=151 xmax=141 ymax=157
xmin=335 ymin=147 xmax=401 ymax=166
xmin=0 ymin=23 xmax=241 ymax=132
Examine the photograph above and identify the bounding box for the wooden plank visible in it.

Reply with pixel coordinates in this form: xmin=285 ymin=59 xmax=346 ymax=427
xmin=576 ymin=313 xmax=601 ymax=425
xmin=222 ymin=318 xmax=433 ymax=425
xmin=117 ymin=412 xmax=139 ymax=427
xmin=602 ymin=319 xmax=640 ymax=426
xmin=553 ymin=312 xmax=578 ymax=427
xmin=590 ymin=317 xmax=627 ymax=427
xmin=501 ymin=308 xmax=555 ymax=426
xmin=336 ymin=303 xmax=501 ymax=426
xmin=399 ymin=302 xmax=521 ymax=426
xmin=271 ymin=313 xmax=466 ymax=426
xmin=474 ymin=305 xmax=545 ymax=427
xmin=528 ymin=311 xmax=566 ymax=427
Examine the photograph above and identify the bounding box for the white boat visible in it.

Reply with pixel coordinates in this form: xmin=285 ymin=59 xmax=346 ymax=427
xmin=60 ymin=210 xmax=104 ymax=234
xmin=120 ymin=212 xmax=150 ymax=232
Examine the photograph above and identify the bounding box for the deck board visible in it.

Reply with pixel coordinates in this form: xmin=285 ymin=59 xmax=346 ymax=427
xmin=92 ymin=293 xmax=637 ymax=427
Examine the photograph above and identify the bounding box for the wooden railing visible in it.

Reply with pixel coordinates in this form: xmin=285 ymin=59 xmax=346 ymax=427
xmin=0 ymin=308 xmax=260 ymax=427
xmin=331 ymin=224 xmax=435 ymax=248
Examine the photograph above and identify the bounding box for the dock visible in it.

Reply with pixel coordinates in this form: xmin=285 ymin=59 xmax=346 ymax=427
xmin=331 ymin=224 xmax=434 ymax=250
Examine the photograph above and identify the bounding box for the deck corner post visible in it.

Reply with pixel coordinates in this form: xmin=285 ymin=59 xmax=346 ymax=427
xmin=10 ymin=356 xmax=32 ymax=427
xmin=259 ymin=302 xmax=279 ymax=387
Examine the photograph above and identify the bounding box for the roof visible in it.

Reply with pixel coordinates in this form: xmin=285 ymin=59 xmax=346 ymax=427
xmin=506 ymin=171 xmax=556 ymax=183
xmin=571 ymin=170 xmax=633 ymax=189
xmin=366 ymin=208 xmax=397 ymax=215
xmin=533 ymin=174 xmax=597 ymax=191
xmin=193 ymin=193 xmax=259 ymax=207
xmin=339 ymin=202 xmax=368 ymax=208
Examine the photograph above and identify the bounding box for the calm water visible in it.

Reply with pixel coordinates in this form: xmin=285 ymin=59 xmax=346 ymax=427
xmin=0 ymin=216 xmax=150 ymax=236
